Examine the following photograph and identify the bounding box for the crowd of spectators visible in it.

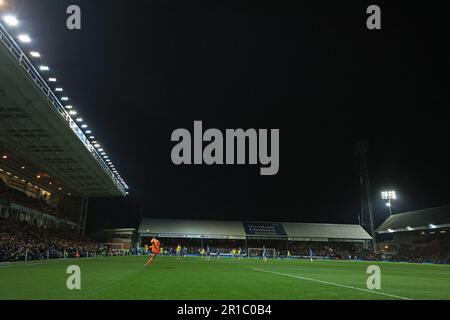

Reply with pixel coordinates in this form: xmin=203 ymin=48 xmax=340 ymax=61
xmin=0 ymin=217 xmax=109 ymax=262
xmin=152 ymin=237 xmax=375 ymax=260
xmin=285 ymin=241 xmax=377 ymax=260
xmin=2 ymin=209 xmax=447 ymax=264
xmin=388 ymin=232 xmax=450 ymax=264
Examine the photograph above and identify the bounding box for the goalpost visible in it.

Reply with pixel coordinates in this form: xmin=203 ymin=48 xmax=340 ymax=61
xmin=100 ymin=243 xmax=126 ymax=256
xmin=248 ymin=248 xmax=277 ymax=259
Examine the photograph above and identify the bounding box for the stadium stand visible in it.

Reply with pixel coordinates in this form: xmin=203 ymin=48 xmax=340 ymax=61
xmin=138 ymin=219 xmax=371 ymax=240
xmin=376 ymin=205 xmax=450 ymax=264
xmin=0 ymin=177 xmax=59 ymax=217
xmin=377 ymin=205 xmax=450 ymax=233
xmin=0 ymin=18 xmax=128 ymax=262
xmin=0 ymin=19 xmax=128 ymax=235
xmin=0 ymin=216 xmax=109 ymax=262
xmin=138 ymin=218 xmax=374 ymax=260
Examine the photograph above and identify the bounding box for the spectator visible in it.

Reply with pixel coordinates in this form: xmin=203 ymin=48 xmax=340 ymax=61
xmin=0 ymin=217 xmax=109 ymax=262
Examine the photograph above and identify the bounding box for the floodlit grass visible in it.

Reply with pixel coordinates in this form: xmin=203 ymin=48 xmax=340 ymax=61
xmin=0 ymin=256 xmax=449 ymax=300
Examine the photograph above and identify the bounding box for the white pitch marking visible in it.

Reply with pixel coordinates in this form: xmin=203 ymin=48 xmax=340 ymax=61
xmin=0 ymin=258 xmax=89 ymax=268
xmin=253 ymin=268 xmax=413 ymax=300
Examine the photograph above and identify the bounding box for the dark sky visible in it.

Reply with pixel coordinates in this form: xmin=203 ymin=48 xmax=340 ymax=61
xmin=8 ymin=0 xmax=449 ymax=231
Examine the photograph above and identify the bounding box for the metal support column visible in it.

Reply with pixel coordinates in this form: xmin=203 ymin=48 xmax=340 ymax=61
xmin=355 ymin=142 xmax=376 ymax=251
xmin=78 ymin=197 xmax=89 ymax=236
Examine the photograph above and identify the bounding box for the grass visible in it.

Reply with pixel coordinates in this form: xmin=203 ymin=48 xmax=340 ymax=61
xmin=0 ymin=256 xmax=449 ymax=300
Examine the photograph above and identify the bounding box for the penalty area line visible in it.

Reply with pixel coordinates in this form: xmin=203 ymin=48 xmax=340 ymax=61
xmin=253 ymin=268 xmax=413 ymax=300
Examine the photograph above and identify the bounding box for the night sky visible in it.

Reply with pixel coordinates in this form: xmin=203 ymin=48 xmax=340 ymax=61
xmin=7 ymin=1 xmax=449 ymax=232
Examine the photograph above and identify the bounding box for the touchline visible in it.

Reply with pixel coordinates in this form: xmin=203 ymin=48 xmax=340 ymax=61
xmin=171 ymin=121 xmax=279 ymax=176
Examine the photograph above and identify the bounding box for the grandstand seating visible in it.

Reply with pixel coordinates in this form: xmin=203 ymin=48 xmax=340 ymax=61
xmin=0 ymin=179 xmax=60 ymax=217
xmin=386 ymin=231 xmax=450 ymax=264
xmin=0 ymin=217 xmax=108 ymax=262
xmin=1 ymin=213 xmax=447 ymax=263
xmin=376 ymin=205 xmax=450 ymax=264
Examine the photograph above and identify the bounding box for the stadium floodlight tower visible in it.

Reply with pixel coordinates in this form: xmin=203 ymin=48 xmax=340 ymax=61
xmin=354 ymin=142 xmax=376 ymax=251
xmin=381 ymin=190 xmax=397 ymax=216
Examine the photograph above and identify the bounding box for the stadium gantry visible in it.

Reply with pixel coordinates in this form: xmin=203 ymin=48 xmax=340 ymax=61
xmin=0 ymin=18 xmax=128 ymax=234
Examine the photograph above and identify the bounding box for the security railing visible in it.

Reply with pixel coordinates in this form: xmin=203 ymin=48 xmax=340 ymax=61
xmin=0 ymin=22 xmax=127 ymax=195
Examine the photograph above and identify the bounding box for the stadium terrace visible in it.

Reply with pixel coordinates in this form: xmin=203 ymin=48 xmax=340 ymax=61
xmin=138 ymin=218 xmax=373 ymax=259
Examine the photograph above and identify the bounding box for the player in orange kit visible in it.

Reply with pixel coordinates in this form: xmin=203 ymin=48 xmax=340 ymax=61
xmin=144 ymin=237 xmax=161 ymax=268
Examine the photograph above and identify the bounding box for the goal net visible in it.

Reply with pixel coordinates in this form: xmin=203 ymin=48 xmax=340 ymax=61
xmin=248 ymin=248 xmax=277 ymax=259
xmin=100 ymin=243 xmax=126 ymax=256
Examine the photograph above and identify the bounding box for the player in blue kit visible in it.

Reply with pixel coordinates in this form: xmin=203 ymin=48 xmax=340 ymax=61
xmin=206 ymin=245 xmax=211 ymax=261
xmin=262 ymin=246 xmax=268 ymax=262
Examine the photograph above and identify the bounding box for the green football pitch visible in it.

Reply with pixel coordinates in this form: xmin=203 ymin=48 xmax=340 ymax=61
xmin=0 ymin=256 xmax=449 ymax=300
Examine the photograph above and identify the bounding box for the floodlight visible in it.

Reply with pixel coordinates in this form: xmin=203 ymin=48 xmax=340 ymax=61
xmin=3 ymin=15 xmax=19 ymax=27
xmin=381 ymin=190 xmax=397 ymax=215
xmin=18 ymin=34 xmax=31 ymax=43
